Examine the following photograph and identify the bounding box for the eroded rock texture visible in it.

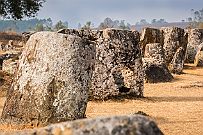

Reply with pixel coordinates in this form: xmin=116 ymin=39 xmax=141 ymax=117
xmin=194 ymin=43 xmax=203 ymax=66
xmin=1 ymin=51 xmax=21 ymax=74
xmin=169 ymin=47 xmax=186 ymax=74
xmin=90 ymin=29 xmax=144 ymax=100
xmin=161 ymin=27 xmax=188 ymax=74
xmin=3 ymin=115 xmax=163 ymax=135
xmin=144 ymin=43 xmax=165 ymax=63
xmin=186 ymin=29 xmax=203 ymax=63
xmin=143 ymin=43 xmax=173 ymax=83
xmin=143 ymin=59 xmax=173 ymax=83
xmin=140 ymin=27 xmax=164 ymax=55
xmin=1 ymin=32 xmax=95 ymax=125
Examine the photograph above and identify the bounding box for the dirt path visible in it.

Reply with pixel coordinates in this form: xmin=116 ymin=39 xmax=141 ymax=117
xmin=0 ymin=64 xmax=202 ymax=134
xmin=86 ymin=64 xmax=203 ymax=135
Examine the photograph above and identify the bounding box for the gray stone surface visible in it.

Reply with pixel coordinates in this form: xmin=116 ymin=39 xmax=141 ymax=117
xmin=161 ymin=27 xmax=188 ymax=74
xmin=1 ymin=115 xmax=163 ymax=135
xmin=187 ymin=29 xmax=203 ymax=46
xmin=140 ymin=27 xmax=187 ymax=74
xmin=143 ymin=43 xmax=173 ymax=83
xmin=186 ymin=29 xmax=203 ymax=63
xmin=143 ymin=58 xmax=173 ymax=83
xmin=89 ymin=28 xmax=144 ymax=100
xmin=144 ymin=43 xmax=165 ymax=63
xmin=1 ymin=31 xmax=95 ymax=125
xmin=140 ymin=27 xmax=164 ymax=55
xmin=169 ymin=47 xmax=186 ymax=74
xmin=194 ymin=43 xmax=203 ymax=66
xmin=186 ymin=45 xmax=197 ymax=63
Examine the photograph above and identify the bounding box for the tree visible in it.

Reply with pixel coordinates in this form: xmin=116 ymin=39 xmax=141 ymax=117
xmin=35 ymin=23 xmax=44 ymax=31
xmin=118 ymin=20 xmax=130 ymax=30
xmin=157 ymin=19 xmax=167 ymax=24
xmin=82 ymin=21 xmax=92 ymax=30
xmin=187 ymin=17 xmax=193 ymax=22
xmin=98 ymin=17 xmax=113 ymax=29
xmin=54 ymin=20 xmax=67 ymax=31
xmin=98 ymin=17 xmax=131 ymax=30
xmin=78 ymin=23 xmax=81 ymax=29
xmin=0 ymin=0 xmax=45 ymax=19
xmin=139 ymin=19 xmax=149 ymax=25
xmin=187 ymin=8 xmax=203 ymax=28
xmin=151 ymin=19 xmax=157 ymax=24
xmin=45 ymin=18 xmax=53 ymax=27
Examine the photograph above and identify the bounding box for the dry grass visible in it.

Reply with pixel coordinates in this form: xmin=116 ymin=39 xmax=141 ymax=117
xmin=0 ymin=64 xmax=202 ymax=134
xmin=86 ymin=64 xmax=203 ymax=135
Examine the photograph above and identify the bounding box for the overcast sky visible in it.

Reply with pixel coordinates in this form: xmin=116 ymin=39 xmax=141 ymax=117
xmin=37 ymin=0 xmax=203 ymax=28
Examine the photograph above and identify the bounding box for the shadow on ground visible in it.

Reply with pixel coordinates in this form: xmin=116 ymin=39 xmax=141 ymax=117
xmin=145 ymin=96 xmax=203 ymax=102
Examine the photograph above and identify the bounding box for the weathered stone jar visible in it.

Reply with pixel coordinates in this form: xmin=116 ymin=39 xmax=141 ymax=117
xmin=143 ymin=43 xmax=173 ymax=83
xmin=161 ymin=27 xmax=188 ymax=74
xmin=186 ymin=28 xmax=203 ymax=63
xmin=194 ymin=43 xmax=203 ymax=66
xmin=140 ymin=27 xmax=164 ymax=55
xmin=89 ymin=29 xmax=144 ymax=100
xmin=144 ymin=43 xmax=165 ymax=63
xmin=1 ymin=31 xmax=95 ymax=125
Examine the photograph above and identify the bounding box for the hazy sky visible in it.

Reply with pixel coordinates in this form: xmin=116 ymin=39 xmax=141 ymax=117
xmin=37 ymin=0 xmax=203 ymax=28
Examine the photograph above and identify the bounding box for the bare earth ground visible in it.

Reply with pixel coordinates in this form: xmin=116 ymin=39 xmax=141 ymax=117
xmin=86 ymin=64 xmax=203 ymax=135
xmin=0 ymin=64 xmax=202 ymax=134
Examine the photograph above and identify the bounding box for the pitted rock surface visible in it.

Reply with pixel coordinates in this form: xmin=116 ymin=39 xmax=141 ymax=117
xmin=143 ymin=59 xmax=173 ymax=83
xmin=1 ymin=115 xmax=163 ymax=135
xmin=186 ymin=29 xmax=203 ymax=63
xmin=194 ymin=43 xmax=203 ymax=66
xmin=1 ymin=31 xmax=95 ymax=125
xmin=90 ymin=29 xmax=144 ymax=100
xmin=144 ymin=43 xmax=165 ymax=63
xmin=169 ymin=47 xmax=186 ymax=74
xmin=140 ymin=27 xmax=164 ymax=55
xmin=143 ymin=43 xmax=173 ymax=83
xmin=57 ymin=29 xmax=98 ymax=41
xmin=161 ymin=27 xmax=188 ymax=74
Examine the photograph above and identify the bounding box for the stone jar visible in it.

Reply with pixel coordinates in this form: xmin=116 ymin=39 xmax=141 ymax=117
xmin=2 ymin=31 xmax=95 ymax=125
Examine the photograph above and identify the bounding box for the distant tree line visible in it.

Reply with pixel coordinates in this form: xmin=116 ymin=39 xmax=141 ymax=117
xmin=0 ymin=17 xmax=170 ymax=32
xmin=135 ymin=18 xmax=168 ymax=25
xmin=1 ymin=7 xmax=203 ymax=33
xmin=0 ymin=18 xmax=69 ymax=32
xmin=187 ymin=8 xmax=203 ymax=28
xmin=0 ymin=0 xmax=202 ymax=31
xmin=98 ymin=18 xmax=131 ymax=30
